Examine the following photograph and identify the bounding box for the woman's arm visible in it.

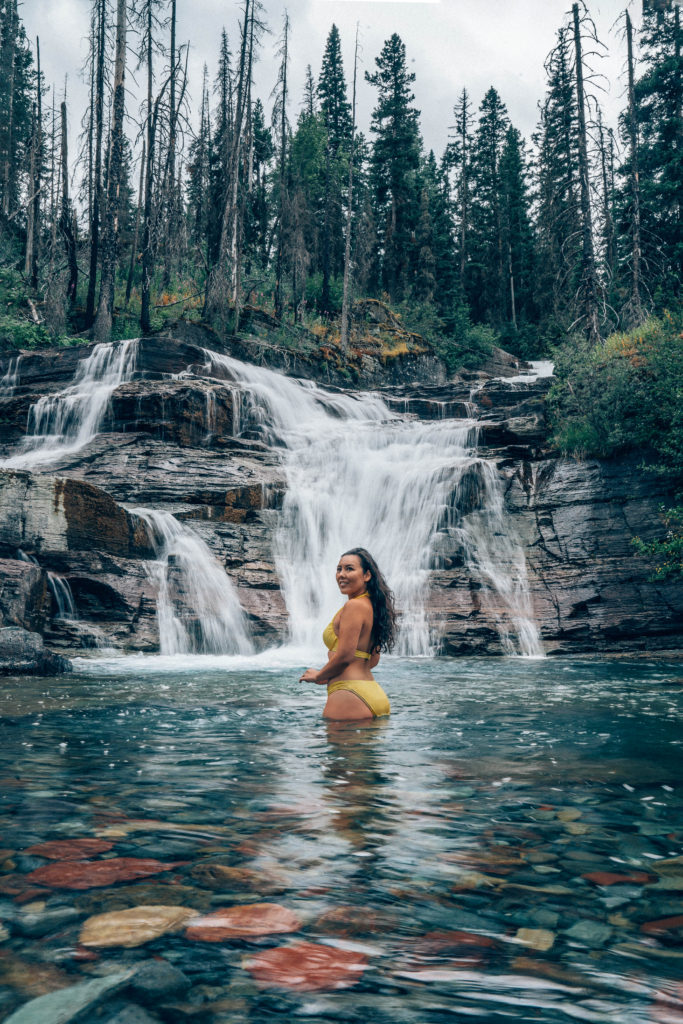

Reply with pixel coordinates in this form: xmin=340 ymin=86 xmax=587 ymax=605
xmin=299 ymin=603 xmax=366 ymax=684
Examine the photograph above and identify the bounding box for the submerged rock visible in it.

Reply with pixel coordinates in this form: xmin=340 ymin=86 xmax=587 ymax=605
xmin=185 ymin=903 xmax=302 ymax=941
xmin=2 ymin=968 xmax=135 ymax=1024
xmin=127 ymin=959 xmax=191 ymax=1003
xmin=24 ymin=838 xmax=113 ymax=860
xmin=79 ymin=905 xmax=197 ymax=948
xmin=244 ymin=940 xmax=368 ymax=991
xmin=26 ymin=857 xmax=181 ymax=890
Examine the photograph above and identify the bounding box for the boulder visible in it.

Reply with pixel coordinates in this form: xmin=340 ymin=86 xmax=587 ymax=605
xmin=0 ymin=627 xmax=71 ymax=675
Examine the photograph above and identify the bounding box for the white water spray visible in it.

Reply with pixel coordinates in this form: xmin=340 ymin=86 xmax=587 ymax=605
xmin=1 ymin=340 xmax=138 ymax=469
xmin=203 ymin=350 xmax=544 ymax=657
xmin=134 ymin=508 xmax=253 ymax=656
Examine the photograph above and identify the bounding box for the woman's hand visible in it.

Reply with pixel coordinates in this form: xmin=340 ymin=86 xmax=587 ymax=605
xmin=299 ymin=668 xmax=320 ymax=683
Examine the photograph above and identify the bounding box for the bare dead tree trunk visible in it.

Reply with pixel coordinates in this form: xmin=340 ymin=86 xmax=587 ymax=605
xmin=572 ymin=2 xmax=600 ymax=342
xmin=86 ymin=0 xmax=106 ymax=325
xmin=125 ymin=137 xmax=145 ymax=307
xmin=340 ymin=24 xmax=359 ymax=355
xmin=274 ymin=12 xmax=289 ymax=321
xmin=0 ymin=0 xmax=17 ymax=218
xmin=204 ymin=0 xmax=253 ymax=319
xmin=93 ymin=0 xmax=126 ymax=342
xmin=140 ymin=1 xmax=155 ymax=334
xmin=161 ymin=0 xmax=176 ymax=290
xmin=597 ymin=109 xmax=616 ymax=286
xmin=675 ymin=3 xmax=682 ymax=278
xmin=625 ymin=10 xmax=644 ymax=323
xmin=24 ymin=102 xmax=37 ymax=283
xmin=59 ymin=100 xmax=78 ymax=303
xmin=24 ymin=37 xmax=41 ymax=289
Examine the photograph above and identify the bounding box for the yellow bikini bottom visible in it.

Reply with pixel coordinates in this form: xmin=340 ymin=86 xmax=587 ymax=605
xmin=326 ymin=679 xmax=391 ymax=717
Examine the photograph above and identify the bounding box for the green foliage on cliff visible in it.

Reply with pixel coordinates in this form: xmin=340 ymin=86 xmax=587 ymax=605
xmin=0 ymin=268 xmax=50 ymax=350
xmin=547 ymin=310 xmax=683 ymax=490
xmin=632 ymin=506 xmax=683 ymax=581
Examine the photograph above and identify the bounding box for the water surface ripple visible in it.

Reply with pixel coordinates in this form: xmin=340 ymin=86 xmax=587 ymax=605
xmin=0 ymin=657 xmax=681 ymax=1023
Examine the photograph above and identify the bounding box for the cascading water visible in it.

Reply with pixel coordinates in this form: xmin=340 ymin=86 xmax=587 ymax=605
xmin=203 ymin=350 xmax=544 ymax=657
xmin=0 ymin=355 xmax=21 ymax=397
xmin=1 ymin=339 xmax=138 ymax=469
xmin=134 ymin=508 xmax=253 ymax=656
xmin=47 ymin=574 xmax=77 ymax=620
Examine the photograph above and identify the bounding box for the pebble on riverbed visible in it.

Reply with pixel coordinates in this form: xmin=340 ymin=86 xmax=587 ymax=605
xmin=79 ymin=905 xmax=198 ymax=948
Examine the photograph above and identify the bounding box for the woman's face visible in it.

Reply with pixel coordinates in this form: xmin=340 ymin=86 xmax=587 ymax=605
xmin=336 ymin=554 xmax=371 ymax=598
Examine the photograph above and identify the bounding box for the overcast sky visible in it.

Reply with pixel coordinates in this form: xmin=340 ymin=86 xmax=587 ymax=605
xmin=22 ymin=0 xmax=642 ymax=166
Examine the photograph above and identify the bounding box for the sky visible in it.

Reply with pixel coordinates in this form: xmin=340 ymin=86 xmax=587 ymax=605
xmin=22 ymin=0 xmax=644 ymax=168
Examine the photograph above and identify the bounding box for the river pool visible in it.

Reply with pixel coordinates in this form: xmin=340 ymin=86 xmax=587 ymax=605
xmin=1 ymin=655 xmax=682 ymax=1023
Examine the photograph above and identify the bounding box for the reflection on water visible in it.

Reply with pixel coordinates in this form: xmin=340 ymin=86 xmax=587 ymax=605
xmin=0 ymin=656 xmax=682 ymax=1023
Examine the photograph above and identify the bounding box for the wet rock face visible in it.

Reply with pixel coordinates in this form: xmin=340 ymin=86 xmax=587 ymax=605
xmin=0 ymin=559 xmax=49 ymax=632
xmin=0 ymin=333 xmax=679 ymax=660
xmin=107 ymin=378 xmax=237 ymax=447
xmin=0 ymin=471 xmax=154 ymax=562
xmin=510 ymin=456 xmax=683 ymax=655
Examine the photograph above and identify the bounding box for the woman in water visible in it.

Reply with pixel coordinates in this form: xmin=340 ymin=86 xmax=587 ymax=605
xmin=299 ymin=548 xmax=396 ymax=719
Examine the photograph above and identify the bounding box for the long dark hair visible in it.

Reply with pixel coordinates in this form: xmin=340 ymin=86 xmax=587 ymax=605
xmin=342 ymin=547 xmax=397 ymax=653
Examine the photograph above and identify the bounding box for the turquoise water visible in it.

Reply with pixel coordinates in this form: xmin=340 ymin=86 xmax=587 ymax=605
xmin=1 ymin=655 xmax=682 ymax=1022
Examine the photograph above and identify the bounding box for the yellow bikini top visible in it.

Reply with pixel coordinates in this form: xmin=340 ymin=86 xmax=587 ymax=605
xmin=323 ymin=592 xmax=372 ymax=660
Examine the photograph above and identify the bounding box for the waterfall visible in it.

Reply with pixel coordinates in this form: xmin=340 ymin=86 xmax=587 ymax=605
xmin=1 ymin=339 xmax=138 ymax=469
xmin=47 ymin=574 xmax=77 ymax=620
xmin=134 ymin=508 xmax=253 ymax=656
xmin=0 ymin=355 xmax=22 ymax=397
xmin=203 ymin=350 xmax=544 ymax=657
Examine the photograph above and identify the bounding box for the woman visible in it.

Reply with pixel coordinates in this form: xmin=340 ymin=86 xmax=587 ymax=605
xmin=299 ymin=548 xmax=396 ymax=720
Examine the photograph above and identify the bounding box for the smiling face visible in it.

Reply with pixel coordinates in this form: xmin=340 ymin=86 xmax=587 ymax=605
xmin=336 ymin=554 xmax=371 ymax=599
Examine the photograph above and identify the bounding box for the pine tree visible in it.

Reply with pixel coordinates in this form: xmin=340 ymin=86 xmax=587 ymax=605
xmin=366 ymin=33 xmax=422 ymax=300
xmin=271 ymin=10 xmax=291 ymax=319
xmin=633 ymin=0 xmax=682 ymax=301
xmin=499 ymin=126 xmax=536 ymax=330
xmin=317 ymin=24 xmax=352 ymax=312
xmin=448 ymin=88 xmax=474 ymax=291
xmin=187 ymin=64 xmax=211 ymax=255
xmin=533 ymin=26 xmax=582 ymax=333
xmin=467 ymin=87 xmax=510 ymax=324
xmin=94 ymin=0 xmax=127 ymax=342
xmin=0 ymin=0 xmax=33 ymax=225
xmin=571 ymin=2 xmax=600 ymax=342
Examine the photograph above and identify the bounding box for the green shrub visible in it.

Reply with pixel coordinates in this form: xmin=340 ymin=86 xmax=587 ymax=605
xmin=547 ymin=311 xmax=683 ymax=488
xmin=632 ymin=505 xmax=683 ymax=580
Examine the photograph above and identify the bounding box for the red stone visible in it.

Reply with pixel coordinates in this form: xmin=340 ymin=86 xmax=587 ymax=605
xmin=244 ymin=941 xmax=367 ymax=991
xmin=641 ymin=915 xmax=683 ymax=935
xmin=582 ymin=871 xmax=654 ymax=887
xmin=0 ymin=874 xmax=48 ymax=900
xmin=185 ymin=904 xmax=302 ymax=941
xmin=26 ymin=858 xmax=179 ymax=890
xmin=24 ymin=839 xmax=114 ymax=860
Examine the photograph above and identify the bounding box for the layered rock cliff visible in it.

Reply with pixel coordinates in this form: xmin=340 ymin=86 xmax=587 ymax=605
xmin=0 ymin=329 xmax=680 ymax=667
